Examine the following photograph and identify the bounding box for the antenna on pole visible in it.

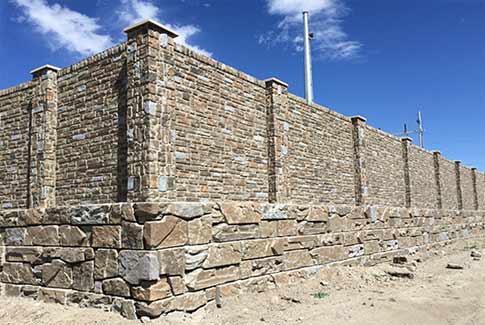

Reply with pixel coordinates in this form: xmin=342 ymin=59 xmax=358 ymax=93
xmin=303 ymin=11 xmax=314 ymax=105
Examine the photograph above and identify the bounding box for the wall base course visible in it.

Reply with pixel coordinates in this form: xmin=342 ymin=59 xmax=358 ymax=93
xmin=1 ymin=201 xmax=484 ymax=320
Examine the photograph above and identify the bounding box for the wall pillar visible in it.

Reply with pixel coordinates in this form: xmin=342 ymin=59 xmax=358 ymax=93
xmin=351 ymin=116 xmax=368 ymax=206
xmin=471 ymin=167 xmax=479 ymax=210
xmin=124 ymin=20 xmax=178 ymax=202
xmin=29 ymin=65 xmax=60 ymax=208
xmin=265 ymin=78 xmax=289 ymax=203
xmin=432 ymin=151 xmax=443 ymax=209
xmin=401 ymin=137 xmax=412 ymax=208
xmin=455 ymin=160 xmax=463 ymax=210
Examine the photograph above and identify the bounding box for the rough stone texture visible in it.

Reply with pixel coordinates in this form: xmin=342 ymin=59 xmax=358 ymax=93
xmin=102 ymin=278 xmax=131 ymax=297
xmin=92 ymin=226 xmax=121 ymax=248
xmin=408 ymin=146 xmax=439 ymax=208
xmin=131 ymin=278 xmax=172 ymax=301
xmin=94 ymin=249 xmax=118 ymax=280
xmin=118 ymin=250 xmax=160 ymax=285
xmin=144 ymin=216 xmax=188 ymax=248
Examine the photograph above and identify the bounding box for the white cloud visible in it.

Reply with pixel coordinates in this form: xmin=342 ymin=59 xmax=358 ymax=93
xmin=261 ymin=0 xmax=361 ymax=60
xmin=11 ymin=0 xmax=114 ymax=56
xmin=118 ymin=0 xmax=212 ymax=57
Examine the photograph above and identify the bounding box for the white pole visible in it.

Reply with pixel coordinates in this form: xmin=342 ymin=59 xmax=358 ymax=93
xmin=303 ymin=11 xmax=314 ymax=105
xmin=417 ymin=111 xmax=424 ymax=148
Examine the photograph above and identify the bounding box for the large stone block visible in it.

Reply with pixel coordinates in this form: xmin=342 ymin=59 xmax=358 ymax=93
xmin=92 ymin=226 xmax=122 ymax=248
xmin=59 ymin=225 xmax=89 ymax=246
xmin=94 ymin=249 xmax=119 ymax=280
xmin=283 ymin=250 xmax=314 ymax=270
xmin=1 ymin=262 xmax=37 ymax=285
xmin=188 ymin=216 xmax=212 ymax=244
xmin=219 ymin=202 xmax=261 ymax=225
xmin=72 ymin=261 xmax=94 ymax=291
xmin=39 ymin=287 xmax=67 ymax=304
xmin=121 ymin=221 xmax=143 ymax=249
xmin=131 ymin=277 xmax=172 ymax=301
xmin=102 ymin=278 xmax=130 ymax=297
xmin=119 ymin=250 xmax=160 ymax=285
xmin=165 ymin=203 xmax=212 ymax=220
xmin=42 ymin=260 xmax=73 ymax=288
xmin=42 ymin=247 xmax=93 ymax=263
xmin=212 ymin=224 xmax=258 ymax=242
xmin=158 ymin=248 xmax=185 ymax=275
xmin=27 ymin=226 xmax=59 ymax=246
xmin=202 ymin=243 xmax=242 ymax=268
xmin=241 ymin=238 xmax=286 ymax=260
xmin=5 ymin=228 xmax=27 ymax=245
xmin=185 ymin=265 xmax=240 ymax=290
xmin=72 ymin=206 xmax=110 ymax=224
xmin=144 ymin=216 xmax=188 ymax=248
xmin=310 ymin=246 xmax=347 ymax=264
xmin=5 ymin=247 xmax=42 ymax=263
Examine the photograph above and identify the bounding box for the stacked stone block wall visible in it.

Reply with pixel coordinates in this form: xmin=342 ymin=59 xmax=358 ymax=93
xmin=408 ymin=145 xmax=438 ymax=208
xmin=460 ymin=166 xmax=475 ymax=210
xmin=0 ymin=202 xmax=484 ymax=320
xmin=439 ymin=157 xmax=460 ymax=210
xmin=477 ymin=172 xmax=485 ymax=209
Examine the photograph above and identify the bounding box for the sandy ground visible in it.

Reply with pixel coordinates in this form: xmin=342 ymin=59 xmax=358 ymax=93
xmin=1 ymin=240 xmax=484 ymax=325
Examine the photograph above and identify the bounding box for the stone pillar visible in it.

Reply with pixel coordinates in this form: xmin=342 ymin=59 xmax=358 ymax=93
xmin=401 ymin=137 xmax=412 ymax=208
xmin=124 ymin=20 xmax=178 ymax=202
xmin=471 ymin=167 xmax=479 ymax=210
xmin=351 ymin=116 xmax=368 ymax=206
xmin=29 ymin=65 xmax=60 ymax=208
xmin=432 ymin=151 xmax=443 ymax=209
xmin=265 ymin=78 xmax=289 ymax=203
xmin=454 ymin=160 xmax=463 ymax=210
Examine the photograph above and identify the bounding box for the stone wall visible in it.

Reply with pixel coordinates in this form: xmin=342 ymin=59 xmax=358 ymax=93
xmin=0 ymin=202 xmax=484 ymax=320
xmin=0 ymin=20 xmax=483 ymax=211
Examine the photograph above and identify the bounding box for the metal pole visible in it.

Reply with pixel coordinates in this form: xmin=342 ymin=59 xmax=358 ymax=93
xmin=417 ymin=111 xmax=424 ymax=148
xmin=303 ymin=11 xmax=314 ymax=105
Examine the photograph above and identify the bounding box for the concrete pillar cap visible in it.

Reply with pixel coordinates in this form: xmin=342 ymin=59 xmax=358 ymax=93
xmin=431 ymin=150 xmax=441 ymax=155
xmin=401 ymin=137 xmax=413 ymax=142
xmin=264 ymin=77 xmax=288 ymax=87
xmin=30 ymin=64 xmax=61 ymax=78
xmin=350 ymin=115 xmax=367 ymax=123
xmin=123 ymin=19 xmax=179 ymax=38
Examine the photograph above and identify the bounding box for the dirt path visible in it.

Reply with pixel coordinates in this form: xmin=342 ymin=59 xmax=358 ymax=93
xmin=1 ymin=240 xmax=484 ymax=325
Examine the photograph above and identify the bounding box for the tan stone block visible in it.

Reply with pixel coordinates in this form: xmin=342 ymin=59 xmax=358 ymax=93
xmin=175 ymin=291 xmax=207 ymax=312
xmin=188 ymin=216 xmax=212 ymax=244
xmin=168 ymin=276 xmax=186 ymax=295
xmin=306 ymin=207 xmax=328 ymax=222
xmin=327 ymin=215 xmax=348 ymax=232
xmin=59 ymin=225 xmax=88 ymax=246
xmin=283 ymin=250 xmax=314 ymax=270
xmin=94 ymin=249 xmax=118 ymax=281
xmin=219 ymin=202 xmax=261 ymax=225
xmin=241 ymin=238 xmax=286 ymax=260
xmin=102 ymin=278 xmax=130 ymax=297
xmin=5 ymin=247 xmax=42 ymax=263
xmin=121 ymin=221 xmax=143 ymax=249
xmin=158 ymin=248 xmax=185 ymax=275
xmin=144 ymin=216 xmax=188 ymax=248
xmin=72 ymin=261 xmax=94 ymax=292
xmin=185 ymin=265 xmax=240 ymax=290
xmin=212 ymin=224 xmax=258 ymax=242
xmin=42 ymin=260 xmax=72 ymax=288
xmin=285 ymin=236 xmax=318 ymax=251
xmin=131 ymin=277 xmax=172 ymax=302
xmin=259 ymin=221 xmax=277 ymax=238
xmin=310 ymin=246 xmax=347 ymax=264
xmin=27 ymin=226 xmax=59 ymax=246
xmin=92 ymin=226 xmax=121 ymax=248
xmin=277 ymin=220 xmax=298 ymax=236
xmin=202 ymin=243 xmax=241 ymax=268
xmin=1 ymin=262 xmax=37 ymax=285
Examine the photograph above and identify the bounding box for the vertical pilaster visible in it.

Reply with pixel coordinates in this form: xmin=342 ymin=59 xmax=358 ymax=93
xmin=471 ymin=167 xmax=479 ymax=210
xmin=401 ymin=137 xmax=412 ymax=208
xmin=432 ymin=151 xmax=443 ymax=209
xmin=265 ymin=78 xmax=289 ymax=203
xmin=124 ymin=20 xmax=178 ymax=202
xmin=29 ymin=65 xmax=60 ymax=208
xmin=351 ymin=116 xmax=368 ymax=206
xmin=455 ymin=160 xmax=463 ymax=210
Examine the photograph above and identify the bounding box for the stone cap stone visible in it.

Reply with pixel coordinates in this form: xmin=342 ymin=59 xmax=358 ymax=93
xmin=431 ymin=150 xmax=441 ymax=155
xmin=264 ymin=77 xmax=288 ymax=88
xmin=454 ymin=160 xmax=462 ymax=164
xmin=350 ymin=115 xmax=367 ymax=123
xmin=30 ymin=64 xmax=61 ymax=79
xmin=123 ymin=19 xmax=179 ymax=38
xmin=401 ymin=137 xmax=413 ymax=142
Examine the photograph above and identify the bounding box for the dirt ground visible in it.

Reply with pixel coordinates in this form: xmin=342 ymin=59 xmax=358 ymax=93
xmin=1 ymin=240 xmax=484 ymax=325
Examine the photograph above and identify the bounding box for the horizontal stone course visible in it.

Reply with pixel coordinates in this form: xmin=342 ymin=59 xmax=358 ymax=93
xmin=1 ymin=201 xmax=484 ymax=320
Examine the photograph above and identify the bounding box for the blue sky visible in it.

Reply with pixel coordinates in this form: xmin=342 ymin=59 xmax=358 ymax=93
xmin=0 ymin=0 xmax=484 ymax=170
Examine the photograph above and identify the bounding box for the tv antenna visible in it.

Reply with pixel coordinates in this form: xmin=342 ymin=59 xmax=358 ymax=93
xmin=395 ymin=111 xmax=425 ymax=148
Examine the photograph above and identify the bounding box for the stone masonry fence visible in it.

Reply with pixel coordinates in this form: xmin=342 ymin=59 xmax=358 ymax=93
xmin=0 ymin=20 xmax=484 ymax=320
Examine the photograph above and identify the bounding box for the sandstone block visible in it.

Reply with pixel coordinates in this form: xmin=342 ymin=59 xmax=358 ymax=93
xmin=327 ymin=215 xmax=348 ymax=232
xmin=131 ymin=277 xmax=172 ymax=301
xmin=306 ymin=207 xmax=329 ymax=222
xmin=94 ymin=249 xmax=119 ymax=280
xmin=119 ymin=250 xmax=160 ymax=285
xmin=259 ymin=221 xmax=277 ymax=238
xmin=298 ymin=221 xmax=328 ymax=235
xmin=112 ymin=298 xmax=137 ymax=320
xmin=1 ymin=262 xmax=37 ymax=285
xmin=219 ymin=202 xmax=261 ymax=224
xmin=283 ymin=250 xmax=314 ymax=270
xmin=111 ymin=204 xmax=135 ymax=223
xmin=212 ymin=224 xmax=258 ymax=242
xmin=185 ymin=265 xmax=240 ymax=291
xmin=5 ymin=247 xmax=42 ymax=263
xmin=92 ymin=226 xmax=121 ymax=248
xmin=241 ymin=238 xmax=286 ymax=260
xmin=5 ymin=228 xmax=27 ymax=245
xmin=202 ymin=242 xmax=242 ymax=268
xmin=144 ymin=216 xmax=188 ymax=248
xmin=311 ymin=246 xmax=347 ymax=264
xmin=59 ymin=225 xmax=88 ymax=246
xmin=241 ymin=256 xmax=284 ymax=278
xmin=165 ymin=202 xmax=211 ymax=220
xmin=185 ymin=246 xmax=208 ymax=271
xmin=261 ymin=204 xmax=288 ymax=220
xmin=73 ymin=261 xmax=94 ymax=291
xmin=188 ymin=216 xmax=212 ymax=244
xmin=27 ymin=226 xmax=59 ymax=246
xmin=284 ymin=236 xmax=318 ymax=251
xmin=22 ymin=209 xmax=45 ymax=225
xmin=102 ymin=278 xmax=130 ymax=297
xmin=42 ymin=247 xmax=92 ymax=263
xmin=175 ymin=291 xmax=207 ymax=312
xmin=134 ymin=203 xmax=166 ymax=221
xmin=277 ymin=220 xmax=298 ymax=236
xmin=121 ymin=221 xmax=143 ymax=249
xmin=158 ymin=248 xmax=185 ymax=275
xmin=42 ymin=260 xmax=73 ymax=288
xmin=168 ymin=276 xmax=186 ymax=295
